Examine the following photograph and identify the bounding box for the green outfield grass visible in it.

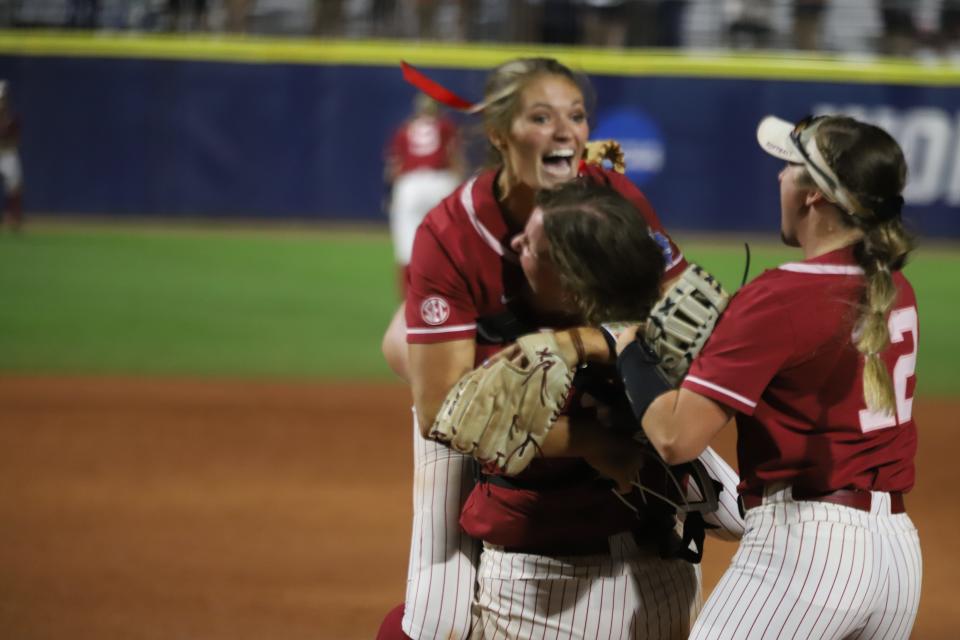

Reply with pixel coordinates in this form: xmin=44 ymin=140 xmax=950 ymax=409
xmin=0 ymin=224 xmax=400 ymax=379
xmin=1 ymin=223 xmax=957 ymax=395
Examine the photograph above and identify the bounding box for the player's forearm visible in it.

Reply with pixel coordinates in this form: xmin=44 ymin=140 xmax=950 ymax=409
xmin=409 ymin=340 xmax=476 ymax=438
xmin=554 ymin=327 xmax=615 ymax=366
xmin=640 ymin=391 xmax=688 ymax=462
xmin=410 ymin=373 xmax=460 ymax=439
xmin=540 ymin=415 xmax=612 ymax=458
xmin=542 ymin=415 xmax=643 ymax=492
xmin=642 ymin=389 xmax=730 ymax=464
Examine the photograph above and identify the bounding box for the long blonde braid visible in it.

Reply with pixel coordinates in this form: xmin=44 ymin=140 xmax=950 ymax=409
xmin=855 ymin=221 xmax=914 ymax=413
xmin=815 ymin=117 xmax=915 ymax=415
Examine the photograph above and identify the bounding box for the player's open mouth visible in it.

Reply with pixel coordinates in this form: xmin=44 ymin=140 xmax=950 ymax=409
xmin=542 ymin=149 xmax=576 ymax=178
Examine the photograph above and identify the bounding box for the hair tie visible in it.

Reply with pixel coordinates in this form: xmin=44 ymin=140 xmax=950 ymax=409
xmin=401 ymin=61 xmax=517 ymax=115
xmin=875 ymin=195 xmax=904 ymax=221
xmin=401 ymin=61 xmax=477 ymax=112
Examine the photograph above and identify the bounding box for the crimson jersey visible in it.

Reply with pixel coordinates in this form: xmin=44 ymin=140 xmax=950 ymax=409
xmin=406 ymin=165 xmax=685 ymax=352
xmin=405 ymin=165 xmax=686 ymax=548
xmin=388 ymin=115 xmax=458 ymax=176
xmin=683 ymin=246 xmax=918 ymax=497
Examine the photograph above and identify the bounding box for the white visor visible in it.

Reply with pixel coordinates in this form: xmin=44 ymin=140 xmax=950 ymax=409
xmin=756 ymin=115 xmax=859 ymax=214
xmin=756 ymin=116 xmax=803 ymax=163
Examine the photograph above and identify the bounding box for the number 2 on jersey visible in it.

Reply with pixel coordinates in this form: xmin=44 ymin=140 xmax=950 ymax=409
xmin=859 ymin=306 xmax=918 ymax=432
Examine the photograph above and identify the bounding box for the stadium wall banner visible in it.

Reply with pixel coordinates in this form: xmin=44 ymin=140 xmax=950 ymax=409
xmin=1 ymin=34 xmax=959 ymax=237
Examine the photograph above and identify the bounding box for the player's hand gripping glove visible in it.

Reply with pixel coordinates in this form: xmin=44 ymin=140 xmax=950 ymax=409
xmin=429 ymin=332 xmax=576 ymax=476
xmin=583 ymin=139 xmax=626 ymax=173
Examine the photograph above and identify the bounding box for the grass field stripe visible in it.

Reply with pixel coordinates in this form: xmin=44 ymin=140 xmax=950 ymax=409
xmin=4 ymin=30 xmax=960 ymax=86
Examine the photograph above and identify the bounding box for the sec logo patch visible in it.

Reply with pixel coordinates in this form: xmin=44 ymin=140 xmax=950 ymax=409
xmin=420 ymin=296 xmax=450 ymax=326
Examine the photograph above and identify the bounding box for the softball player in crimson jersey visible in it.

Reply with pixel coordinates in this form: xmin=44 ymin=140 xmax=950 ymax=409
xmin=377 ymin=57 xmax=744 ymax=640
xmin=0 ymin=81 xmax=23 ymax=231
xmin=627 ymin=114 xmax=921 ymax=639
xmin=385 ymin=94 xmax=463 ymax=294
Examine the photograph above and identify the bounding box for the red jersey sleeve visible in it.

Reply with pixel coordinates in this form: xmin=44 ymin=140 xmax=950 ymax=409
xmin=601 ymin=169 xmax=687 ymax=280
xmin=681 ymin=278 xmax=795 ymax=414
xmin=405 ymin=212 xmax=478 ymax=344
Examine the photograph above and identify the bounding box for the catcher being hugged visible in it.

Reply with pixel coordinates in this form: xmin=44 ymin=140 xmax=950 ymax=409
xmin=379 ymin=56 xmax=741 ymax=640
xmin=431 ymin=180 xmax=744 ymax=640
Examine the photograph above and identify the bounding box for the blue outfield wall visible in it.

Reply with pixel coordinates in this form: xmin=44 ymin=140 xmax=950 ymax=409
xmin=2 ymin=36 xmax=960 ymax=237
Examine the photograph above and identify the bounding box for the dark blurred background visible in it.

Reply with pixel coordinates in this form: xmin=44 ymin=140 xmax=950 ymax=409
xmin=6 ymin=1 xmax=960 ymax=58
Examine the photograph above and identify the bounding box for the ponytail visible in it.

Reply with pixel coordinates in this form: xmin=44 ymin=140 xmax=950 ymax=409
xmin=852 ymin=217 xmax=914 ymax=415
xmin=813 ymin=116 xmax=915 ymax=417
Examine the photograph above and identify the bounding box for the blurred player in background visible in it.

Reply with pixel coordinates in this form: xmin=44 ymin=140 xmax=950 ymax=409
xmin=384 ymin=93 xmax=464 ymax=296
xmin=0 ymin=81 xmax=23 ymax=232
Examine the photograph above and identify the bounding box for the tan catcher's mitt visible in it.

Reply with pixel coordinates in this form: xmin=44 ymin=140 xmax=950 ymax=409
xmin=429 ymin=332 xmax=575 ymax=476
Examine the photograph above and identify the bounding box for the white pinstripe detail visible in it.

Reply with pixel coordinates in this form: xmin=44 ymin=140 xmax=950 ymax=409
xmin=407 ymin=323 xmax=477 ymax=335
xmin=806 ymin=519 xmax=845 ymax=638
xmin=690 ymin=488 xmax=921 ymax=639
xmin=778 ymin=263 xmax=864 ymax=275
xmin=684 ymin=376 xmax=757 ymax=408
xmin=460 ymin=176 xmax=505 ymax=257
xmin=471 ymin=535 xmax=699 ymax=639
xmin=402 ymin=414 xmax=479 ymax=640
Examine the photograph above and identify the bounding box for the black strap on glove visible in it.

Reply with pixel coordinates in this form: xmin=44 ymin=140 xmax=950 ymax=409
xmin=617 ymin=338 xmax=671 ymax=422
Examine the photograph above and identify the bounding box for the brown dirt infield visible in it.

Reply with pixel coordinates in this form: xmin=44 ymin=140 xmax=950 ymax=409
xmin=0 ymin=377 xmax=957 ymax=639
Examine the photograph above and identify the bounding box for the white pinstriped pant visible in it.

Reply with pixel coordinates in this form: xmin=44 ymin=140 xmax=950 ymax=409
xmin=472 ymin=533 xmax=702 ymax=640
xmin=402 ymin=414 xmax=479 ymax=640
xmin=692 ymin=486 xmax=922 ymax=640
xmin=399 ymin=418 xmax=741 ymax=640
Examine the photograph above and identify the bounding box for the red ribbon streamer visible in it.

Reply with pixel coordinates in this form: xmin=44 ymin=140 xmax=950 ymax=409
xmin=401 ymin=61 xmax=476 ymax=112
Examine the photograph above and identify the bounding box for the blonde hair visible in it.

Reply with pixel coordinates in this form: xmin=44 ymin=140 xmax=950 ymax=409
xmin=478 ymin=58 xmax=591 ymax=166
xmin=810 ymin=116 xmax=915 ymax=415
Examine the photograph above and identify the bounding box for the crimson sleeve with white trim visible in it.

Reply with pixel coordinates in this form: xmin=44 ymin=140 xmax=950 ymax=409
xmin=681 ymin=279 xmax=795 ymax=415
xmin=405 ymin=213 xmax=478 ymax=344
